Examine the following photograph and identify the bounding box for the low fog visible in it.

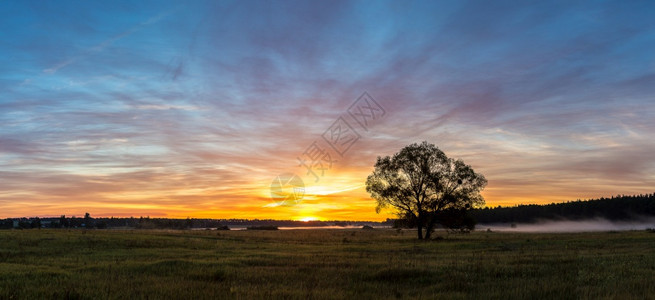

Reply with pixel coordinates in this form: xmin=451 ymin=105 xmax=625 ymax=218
xmin=479 ymin=217 xmax=655 ymax=233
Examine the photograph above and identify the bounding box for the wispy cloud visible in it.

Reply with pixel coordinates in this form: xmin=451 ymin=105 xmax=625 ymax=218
xmin=1 ymin=0 xmax=654 ymax=219
xmin=43 ymin=10 xmax=173 ymax=74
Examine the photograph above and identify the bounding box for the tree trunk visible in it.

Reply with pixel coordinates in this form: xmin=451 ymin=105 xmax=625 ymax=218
xmin=416 ymin=210 xmax=424 ymax=239
xmin=424 ymin=216 xmax=436 ymax=239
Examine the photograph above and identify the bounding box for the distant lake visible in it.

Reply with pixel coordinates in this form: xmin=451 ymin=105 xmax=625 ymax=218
xmin=194 ymin=225 xmax=392 ymax=231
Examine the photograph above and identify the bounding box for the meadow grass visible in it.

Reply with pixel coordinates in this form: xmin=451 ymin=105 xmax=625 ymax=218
xmin=1 ymin=228 xmax=654 ymax=299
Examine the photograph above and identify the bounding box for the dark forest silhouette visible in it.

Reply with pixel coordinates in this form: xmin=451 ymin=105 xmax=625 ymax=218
xmin=470 ymin=193 xmax=655 ymax=224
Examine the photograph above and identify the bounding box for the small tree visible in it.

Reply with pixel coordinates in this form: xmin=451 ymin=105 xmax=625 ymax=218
xmin=84 ymin=212 xmax=92 ymax=228
xmin=366 ymin=141 xmax=487 ymax=239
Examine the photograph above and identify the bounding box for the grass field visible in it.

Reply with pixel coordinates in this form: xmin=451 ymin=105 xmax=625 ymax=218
xmin=1 ymin=228 xmax=654 ymax=299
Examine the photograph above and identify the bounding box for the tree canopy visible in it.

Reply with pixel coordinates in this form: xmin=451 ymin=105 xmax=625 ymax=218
xmin=366 ymin=141 xmax=487 ymax=239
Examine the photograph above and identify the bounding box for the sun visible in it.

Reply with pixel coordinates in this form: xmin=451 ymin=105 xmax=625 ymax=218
xmin=299 ymin=217 xmax=318 ymax=222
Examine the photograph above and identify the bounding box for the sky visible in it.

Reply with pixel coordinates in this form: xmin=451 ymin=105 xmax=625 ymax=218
xmin=1 ymin=1 xmax=654 ymax=221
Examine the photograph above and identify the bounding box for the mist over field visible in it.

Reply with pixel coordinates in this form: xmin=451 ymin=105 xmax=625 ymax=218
xmin=480 ymin=217 xmax=655 ymax=233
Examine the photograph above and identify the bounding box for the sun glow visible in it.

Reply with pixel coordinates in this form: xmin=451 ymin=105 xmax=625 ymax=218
xmin=299 ymin=217 xmax=319 ymax=222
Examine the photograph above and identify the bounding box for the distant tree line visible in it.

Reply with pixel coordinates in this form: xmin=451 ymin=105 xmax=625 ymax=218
xmin=0 ymin=214 xmax=394 ymax=230
xmin=391 ymin=208 xmax=478 ymax=232
xmin=470 ymin=194 xmax=655 ymax=224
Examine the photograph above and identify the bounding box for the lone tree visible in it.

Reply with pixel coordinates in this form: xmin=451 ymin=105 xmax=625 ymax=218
xmin=366 ymin=141 xmax=487 ymax=239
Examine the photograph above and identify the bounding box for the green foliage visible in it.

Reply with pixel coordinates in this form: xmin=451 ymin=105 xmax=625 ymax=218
xmin=1 ymin=229 xmax=654 ymax=299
